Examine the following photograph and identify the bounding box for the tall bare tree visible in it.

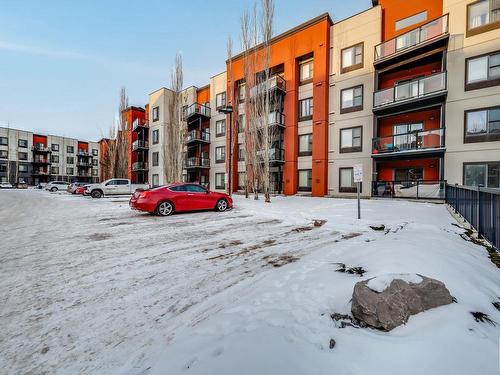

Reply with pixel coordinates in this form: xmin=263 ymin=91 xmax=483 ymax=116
xmin=163 ymin=53 xmax=185 ymax=183
xmin=108 ymin=87 xmax=129 ymax=179
xmin=226 ymin=36 xmax=237 ymax=195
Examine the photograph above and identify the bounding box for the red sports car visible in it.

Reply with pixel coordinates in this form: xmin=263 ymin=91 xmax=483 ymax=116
xmin=75 ymin=185 xmax=86 ymax=195
xmin=129 ymin=183 xmax=233 ymax=216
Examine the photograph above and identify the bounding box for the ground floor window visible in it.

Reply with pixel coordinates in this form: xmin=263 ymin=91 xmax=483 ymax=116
xmin=394 ymin=168 xmax=424 ymax=182
xmin=298 ymin=169 xmax=312 ymax=191
xmin=215 ymin=173 xmax=225 ymax=189
xmin=152 ymin=174 xmax=159 ymax=187
xmin=238 ymin=172 xmax=246 ymax=190
xmin=464 ymin=162 xmax=500 ymax=188
xmin=0 ymin=176 xmax=7 ymax=183
xmin=339 ymin=167 xmax=360 ymax=193
xmin=51 ymin=167 xmax=59 ymax=174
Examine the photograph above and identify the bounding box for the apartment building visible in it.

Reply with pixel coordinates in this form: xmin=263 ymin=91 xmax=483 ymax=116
xmin=0 ymin=127 xmax=100 ymax=185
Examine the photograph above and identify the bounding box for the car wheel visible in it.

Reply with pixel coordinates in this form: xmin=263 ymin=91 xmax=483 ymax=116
xmin=50 ymin=187 xmax=58 ymax=192
xmin=216 ymin=199 xmax=228 ymax=212
xmin=156 ymin=201 xmax=174 ymax=216
xmin=91 ymin=190 xmax=102 ymax=199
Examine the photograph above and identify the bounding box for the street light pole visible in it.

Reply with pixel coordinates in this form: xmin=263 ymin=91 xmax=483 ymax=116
xmin=218 ymin=105 xmax=233 ymax=197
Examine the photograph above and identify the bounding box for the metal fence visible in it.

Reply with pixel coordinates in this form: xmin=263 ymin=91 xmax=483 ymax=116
xmin=446 ymin=184 xmax=500 ymax=250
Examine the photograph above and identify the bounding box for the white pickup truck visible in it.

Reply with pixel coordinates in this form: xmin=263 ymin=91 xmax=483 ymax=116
xmin=85 ymin=178 xmax=149 ymax=198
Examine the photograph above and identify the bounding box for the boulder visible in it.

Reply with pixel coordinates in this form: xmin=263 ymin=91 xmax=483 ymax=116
xmin=351 ymin=274 xmax=453 ymax=331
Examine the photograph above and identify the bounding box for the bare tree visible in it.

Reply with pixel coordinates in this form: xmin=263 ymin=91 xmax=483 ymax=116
xmin=107 ymin=87 xmax=129 ymax=179
xmin=226 ymin=36 xmax=237 ymax=195
xmin=163 ymin=53 xmax=185 ymax=183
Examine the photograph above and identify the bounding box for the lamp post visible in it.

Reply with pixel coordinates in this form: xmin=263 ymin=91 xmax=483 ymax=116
xmin=218 ymin=105 xmax=233 ymax=196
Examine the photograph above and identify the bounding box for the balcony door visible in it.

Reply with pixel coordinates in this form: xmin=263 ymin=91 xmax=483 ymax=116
xmin=394 ymin=168 xmax=423 ymax=184
xmin=393 ymin=122 xmax=423 ymax=151
xmin=395 ymin=77 xmax=423 ymax=101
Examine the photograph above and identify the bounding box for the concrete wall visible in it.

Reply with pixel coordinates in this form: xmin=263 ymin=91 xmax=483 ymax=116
xmin=209 ymin=71 xmax=228 ymax=192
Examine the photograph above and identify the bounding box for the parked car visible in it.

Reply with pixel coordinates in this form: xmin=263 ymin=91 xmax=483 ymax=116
xmin=67 ymin=182 xmax=86 ymax=194
xmin=44 ymin=181 xmax=70 ymax=192
xmin=85 ymin=178 xmax=149 ymax=198
xmin=75 ymin=185 xmax=88 ymax=195
xmin=129 ymin=182 xmax=233 ymax=216
xmin=14 ymin=182 xmax=28 ymax=189
xmin=0 ymin=182 xmax=13 ymax=189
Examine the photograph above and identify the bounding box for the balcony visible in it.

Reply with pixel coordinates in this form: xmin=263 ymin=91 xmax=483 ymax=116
xmin=372 ymin=128 xmax=445 ymax=158
xmin=32 ymin=170 xmax=50 ymax=176
xmin=256 ymin=111 xmax=286 ymax=129
xmin=186 ymin=129 xmax=210 ymax=144
xmin=373 ymin=72 xmax=447 ymax=114
xmin=132 ymin=140 xmax=149 ymax=151
xmin=32 ymin=158 xmax=50 ymax=165
xmin=256 ymin=148 xmax=285 ymax=164
xmin=132 ymin=118 xmax=149 ymax=132
xmin=184 ymin=157 xmax=210 ymax=169
xmin=374 ymin=14 xmax=449 ymax=66
xmin=132 ymin=162 xmax=149 ymax=171
xmin=77 ymin=150 xmax=91 ymax=157
xmin=32 ymin=144 xmax=51 ymax=153
xmin=182 ymin=103 xmax=211 ymax=121
xmin=249 ymin=75 xmax=286 ymax=99
xmin=77 ymin=172 xmax=92 ymax=178
xmin=77 ymin=161 xmax=92 ymax=167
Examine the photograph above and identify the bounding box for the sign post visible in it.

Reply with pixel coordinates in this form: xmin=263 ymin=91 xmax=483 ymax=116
xmin=353 ymin=164 xmax=363 ymax=220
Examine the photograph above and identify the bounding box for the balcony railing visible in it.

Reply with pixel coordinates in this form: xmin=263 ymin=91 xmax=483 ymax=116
xmin=372 ymin=128 xmax=444 ymax=155
xmin=372 ymin=180 xmax=446 ymax=200
xmin=256 ymin=111 xmax=285 ymax=129
xmin=77 ymin=161 xmax=92 ymax=167
xmin=374 ymin=14 xmax=449 ymax=63
xmin=32 ymin=144 xmax=51 ymax=153
xmin=32 ymin=157 xmax=50 ymax=164
xmin=186 ymin=129 xmax=210 ymax=143
xmin=184 ymin=157 xmax=210 ymax=168
xmin=373 ymin=72 xmax=447 ymax=109
xmin=77 ymin=172 xmax=92 ymax=177
xmin=182 ymin=103 xmax=211 ymax=120
xmin=132 ymin=162 xmax=149 ymax=171
xmin=256 ymin=147 xmax=285 ymax=163
xmin=249 ymin=75 xmax=286 ymax=98
xmin=33 ymin=170 xmax=50 ymax=176
xmin=77 ymin=150 xmax=90 ymax=157
xmin=132 ymin=118 xmax=148 ymax=131
xmin=132 ymin=140 xmax=149 ymax=151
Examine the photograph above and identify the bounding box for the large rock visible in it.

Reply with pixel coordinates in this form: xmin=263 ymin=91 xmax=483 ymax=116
xmin=351 ymin=274 xmax=453 ymax=331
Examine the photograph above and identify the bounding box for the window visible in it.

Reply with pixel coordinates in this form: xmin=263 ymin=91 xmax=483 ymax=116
xmin=66 ymin=167 xmax=74 ymax=175
xmin=340 ymin=127 xmax=362 ymax=153
xmin=216 ymin=92 xmax=226 ymax=109
xmin=466 ymin=52 xmax=500 ymax=90
xmin=152 ymin=152 xmax=159 ymax=167
xmin=0 ymin=164 xmax=6 ymax=173
xmin=298 ymin=134 xmax=313 ymax=156
xmin=152 ymin=174 xmax=160 ymax=187
xmin=341 ymin=43 xmax=363 ymax=73
xmin=19 ymin=164 xmax=28 ymax=172
xmin=18 ymin=152 xmax=28 ymax=160
xmin=18 ymin=139 xmax=28 ymax=148
xmin=216 ymin=119 xmax=226 ymax=137
xmin=215 ymin=173 xmax=225 ymax=189
xmin=152 ymin=106 xmax=160 ymax=122
xmin=67 ymin=157 xmax=74 ymax=164
xmin=340 ymin=85 xmax=363 ymax=113
xmin=67 ymin=146 xmax=74 ymax=153
xmin=299 ymin=98 xmax=313 ymax=120
xmin=395 ymin=168 xmax=423 ymax=182
xmin=152 ymin=130 xmax=159 ymax=144
xmin=238 ymin=172 xmax=246 ymax=189
xmin=465 ymin=107 xmax=500 ymax=142
xmin=92 ymin=149 xmax=98 ymax=156
xmin=395 ymin=11 xmax=427 ymax=31
xmin=52 ymin=143 xmax=59 ymax=152
xmin=298 ymin=169 xmax=312 ymax=191
xmin=238 ymin=83 xmax=246 ymax=102
xmin=0 ymin=137 xmax=7 ymax=145
xmin=339 ymin=167 xmax=357 ymax=193
xmin=299 ymin=58 xmax=314 ymax=84
xmin=238 ymin=143 xmax=245 ymax=161
xmin=215 ymin=146 xmax=226 ymax=163
xmin=0 ymin=150 xmax=7 ymax=158
xmin=464 ymin=162 xmax=500 ymax=188
xmin=238 ymin=114 xmax=245 ymax=133
xmin=51 ymin=155 xmax=59 ymax=163
xmin=467 ymin=0 xmax=500 ymax=36
xmin=51 ymin=167 xmax=59 ymax=174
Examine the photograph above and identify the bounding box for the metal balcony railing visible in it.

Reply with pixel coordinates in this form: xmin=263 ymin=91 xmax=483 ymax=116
xmin=77 ymin=161 xmax=92 ymax=167
xmin=256 ymin=147 xmax=285 ymax=163
xmin=132 ymin=140 xmax=149 ymax=151
xmin=32 ymin=144 xmax=51 ymax=153
xmin=184 ymin=157 xmax=210 ymax=168
xmin=182 ymin=103 xmax=211 ymax=120
xmin=249 ymin=75 xmax=286 ymax=98
xmin=372 ymin=128 xmax=444 ymax=155
xmin=374 ymin=14 xmax=449 ymax=63
xmin=32 ymin=157 xmax=50 ymax=164
xmin=77 ymin=150 xmax=90 ymax=157
xmin=373 ymin=72 xmax=447 ymax=108
xmin=132 ymin=162 xmax=149 ymax=171
xmin=372 ymin=180 xmax=446 ymax=200
xmin=255 ymin=111 xmax=285 ymax=129
xmin=186 ymin=129 xmax=210 ymax=143
xmin=132 ymin=118 xmax=148 ymax=131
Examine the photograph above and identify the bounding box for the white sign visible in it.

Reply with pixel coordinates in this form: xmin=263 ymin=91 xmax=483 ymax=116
xmin=353 ymin=164 xmax=363 ymax=183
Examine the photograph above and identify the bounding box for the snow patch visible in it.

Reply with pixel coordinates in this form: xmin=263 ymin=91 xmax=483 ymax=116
xmin=367 ymin=273 xmax=424 ymax=293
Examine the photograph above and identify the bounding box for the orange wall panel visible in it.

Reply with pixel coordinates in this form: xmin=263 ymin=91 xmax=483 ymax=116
xmin=197 ymin=86 xmax=210 ymax=104
xmin=378 ymin=107 xmax=441 ymax=137
xmin=33 ymin=135 xmax=47 ymax=146
xmin=379 ymin=61 xmax=443 ymax=89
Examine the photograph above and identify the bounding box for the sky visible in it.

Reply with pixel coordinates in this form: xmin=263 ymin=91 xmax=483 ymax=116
xmin=0 ymin=0 xmax=371 ymax=141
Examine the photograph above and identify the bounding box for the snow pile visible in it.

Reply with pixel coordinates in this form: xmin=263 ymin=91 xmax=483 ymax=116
xmin=366 ymin=273 xmax=423 ymax=293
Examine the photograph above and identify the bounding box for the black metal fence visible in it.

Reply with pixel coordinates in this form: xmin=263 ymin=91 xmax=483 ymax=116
xmin=446 ymin=184 xmax=500 ymax=251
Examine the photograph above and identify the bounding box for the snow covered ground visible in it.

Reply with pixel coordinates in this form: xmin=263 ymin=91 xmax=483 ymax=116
xmin=0 ymin=189 xmax=499 ymax=375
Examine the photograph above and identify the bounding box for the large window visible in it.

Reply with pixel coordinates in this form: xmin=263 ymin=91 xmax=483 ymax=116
xmin=466 ymin=52 xmax=500 ymax=90
xmin=238 ymin=143 xmax=245 ymax=161
xmin=66 ymin=167 xmax=74 ymax=175
xmin=92 ymin=149 xmax=98 ymax=156
xmin=51 ymin=155 xmax=59 ymax=163
xmin=340 ymin=126 xmax=362 ymax=153
xmin=238 ymin=114 xmax=245 ymax=133
xmin=341 ymin=43 xmax=363 ymax=73
xmin=152 ymin=130 xmax=159 ymax=144
xmin=465 ymin=107 xmax=500 ymax=142
xmin=298 ymin=134 xmax=312 ymax=156
xmin=92 ymin=159 xmax=98 ymax=166
xmin=298 ymin=169 xmax=312 ymax=191
xmin=215 ymin=173 xmax=225 ymax=189
xmin=51 ymin=143 xmax=59 ymax=152
xmin=216 ymin=92 xmax=226 ymax=109
xmin=152 ymin=152 xmax=159 ymax=167
xmin=299 ymin=58 xmax=314 ymax=84
xmin=152 ymin=106 xmax=160 ymax=122
xmin=464 ymin=162 xmax=500 ymax=188
xmin=216 ymin=119 xmax=226 ymax=137
xmin=152 ymin=174 xmax=159 ymax=187
xmin=51 ymin=167 xmax=59 ymax=175
xmin=299 ymin=98 xmax=313 ymax=120
xmin=18 ymin=139 xmax=28 ymax=148
xmin=238 ymin=172 xmax=246 ymax=190
xmin=339 ymin=167 xmax=357 ymax=193
xmin=467 ymin=0 xmax=500 ymax=36
xmin=19 ymin=164 xmax=28 ymax=173
xmin=0 ymin=137 xmax=7 ymax=145
xmin=238 ymin=83 xmax=246 ymax=102
xmin=393 ymin=122 xmax=424 ymax=150
xmin=18 ymin=152 xmax=28 ymax=160
xmin=215 ymin=146 xmax=226 ymax=163
xmin=395 ymin=168 xmax=423 ymax=182
xmin=67 ymin=157 xmax=74 ymax=164
xmin=67 ymin=146 xmax=74 ymax=153
xmin=0 ymin=150 xmax=7 ymax=158
xmin=340 ymin=85 xmax=363 ymax=113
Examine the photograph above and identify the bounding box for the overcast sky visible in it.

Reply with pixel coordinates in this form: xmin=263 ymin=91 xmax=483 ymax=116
xmin=0 ymin=0 xmax=371 ymax=141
